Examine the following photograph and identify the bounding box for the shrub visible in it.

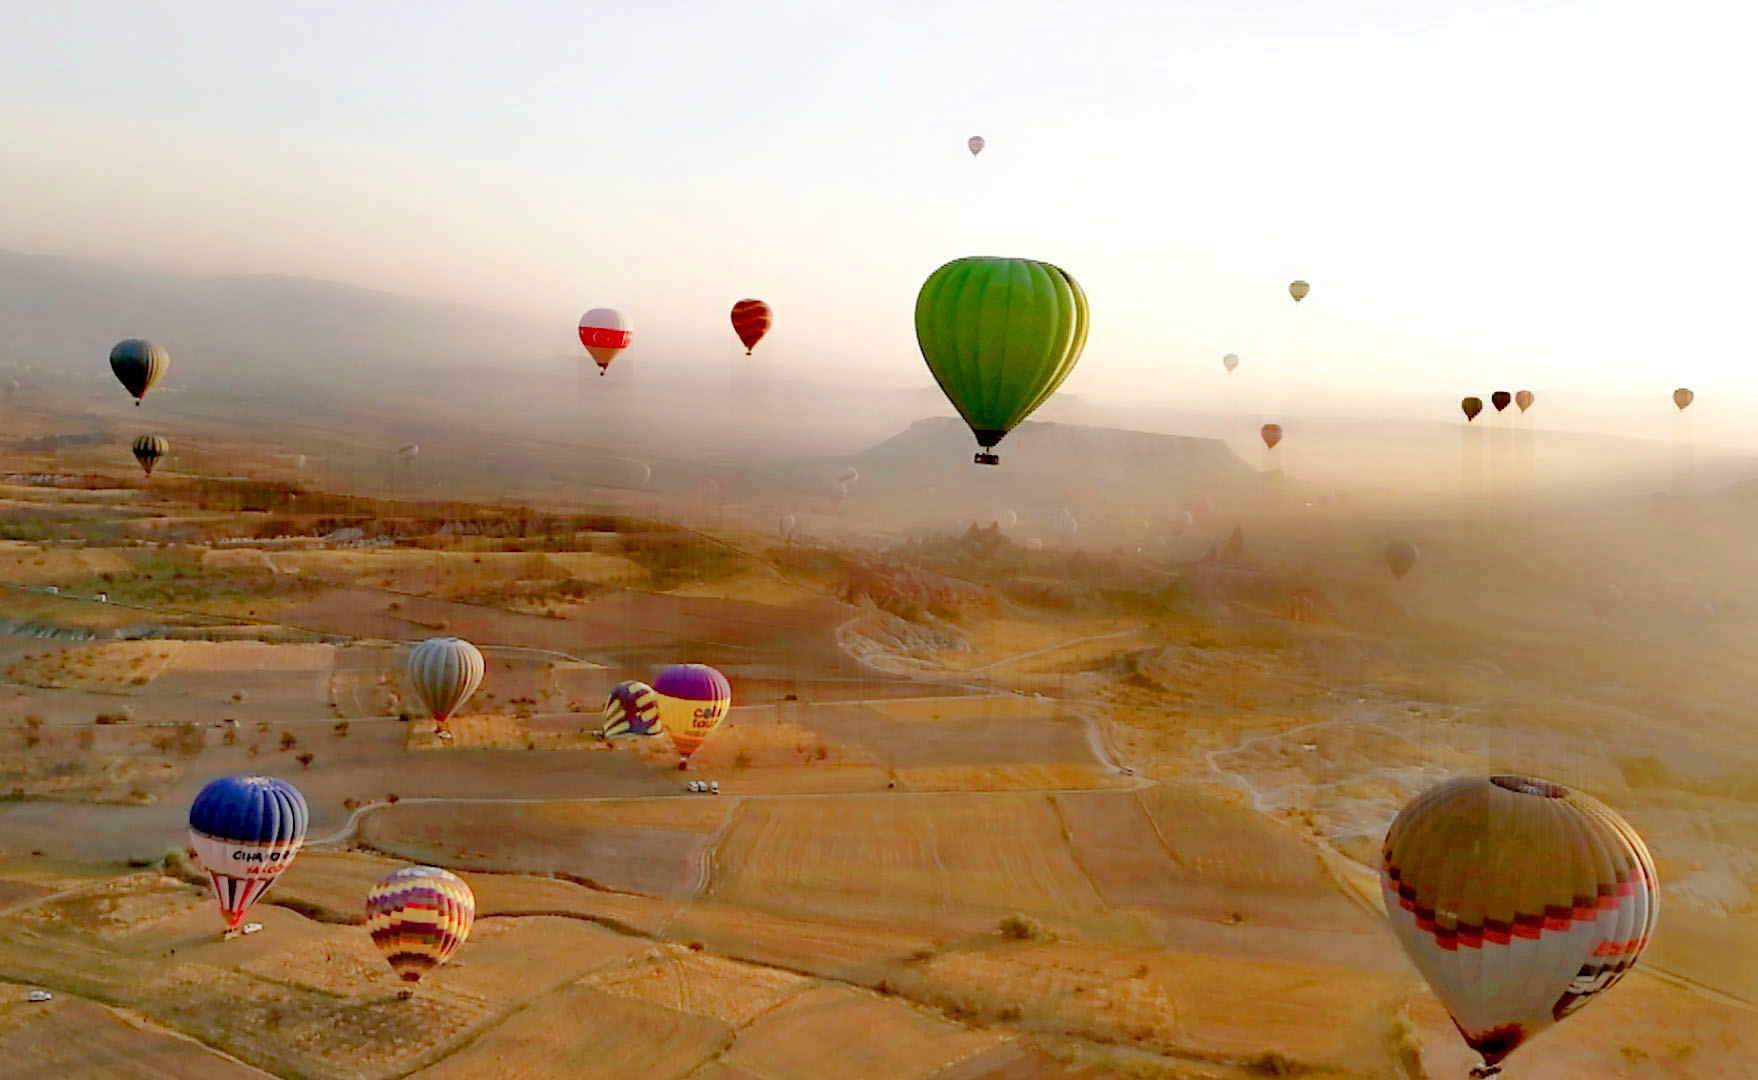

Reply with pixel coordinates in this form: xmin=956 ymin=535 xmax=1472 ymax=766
xmin=997 ymin=914 xmax=1043 ymax=941
xmin=333 ymin=721 xmax=350 ymax=737
xmin=279 ymin=732 xmax=297 ymax=751
xmin=295 ymin=752 xmax=314 ymax=770
xmin=734 ymin=749 xmax=753 ymax=769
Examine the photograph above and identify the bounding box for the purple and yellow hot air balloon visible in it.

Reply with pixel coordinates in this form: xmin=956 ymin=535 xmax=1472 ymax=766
xmin=1382 ymin=775 xmax=1656 ymax=1078
xmin=366 ymin=866 xmax=475 ymax=996
xmin=653 ymin=663 xmax=731 ymax=768
xmin=602 ymin=680 xmax=663 ymax=738
xmin=188 ymin=775 xmax=308 ymax=935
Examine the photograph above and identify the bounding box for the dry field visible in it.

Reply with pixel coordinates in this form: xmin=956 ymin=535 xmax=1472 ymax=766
xmin=0 ymin=995 xmax=272 ymax=1079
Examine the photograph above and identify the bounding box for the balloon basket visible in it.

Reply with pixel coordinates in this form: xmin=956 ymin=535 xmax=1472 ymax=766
xmin=397 ymin=988 xmax=414 ymax=1001
xmin=974 ymin=452 xmax=999 ymax=466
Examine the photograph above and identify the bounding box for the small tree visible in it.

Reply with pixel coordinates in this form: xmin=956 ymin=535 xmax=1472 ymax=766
xmin=295 ymin=752 xmax=314 ymax=770
xmin=279 ymin=732 xmax=297 ymax=752
xmin=24 ymin=715 xmax=42 ymax=732
xmin=222 ymin=729 xmax=237 ymax=746
xmin=386 ymin=792 xmax=400 ymax=804
xmin=734 ymin=749 xmax=753 ymax=769
xmin=247 ymin=743 xmax=260 ymax=758
xmin=333 ymin=721 xmax=350 ymax=738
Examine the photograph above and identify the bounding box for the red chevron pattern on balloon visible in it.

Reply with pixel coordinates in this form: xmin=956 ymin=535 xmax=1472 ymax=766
xmin=730 ymin=299 xmax=771 ymax=354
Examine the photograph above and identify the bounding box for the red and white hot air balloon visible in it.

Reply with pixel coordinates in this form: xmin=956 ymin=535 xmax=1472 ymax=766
xmin=578 ymin=308 xmax=632 ymax=375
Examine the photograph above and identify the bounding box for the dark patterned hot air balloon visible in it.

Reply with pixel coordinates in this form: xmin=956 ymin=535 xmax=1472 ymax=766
xmin=602 ymin=680 xmax=663 ymax=738
xmin=653 ymin=663 xmax=731 ymax=768
xmin=188 ymin=775 xmax=309 ymax=934
xmin=1461 ymin=397 xmax=1483 ymax=422
xmin=1385 ymin=541 xmax=1418 ymax=580
xmin=1382 ymin=775 xmax=1656 ymax=1078
xmin=1491 ymin=391 xmax=1512 ymax=412
xmin=1673 ymin=388 xmax=1694 ymax=411
xmin=366 ymin=866 xmax=474 ymax=994
xmin=915 ymin=257 xmax=1090 ymax=465
xmin=1515 ymin=390 xmax=1534 ymax=413
xmin=1260 ymin=423 xmax=1283 ymax=450
xmin=131 ymin=434 xmax=168 ymax=477
xmin=109 ymin=339 xmax=169 ymax=405
xmin=407 ymin=637 xmax=484 ymax=740
xmin=731 ymin=299 xmax=771 ymax=354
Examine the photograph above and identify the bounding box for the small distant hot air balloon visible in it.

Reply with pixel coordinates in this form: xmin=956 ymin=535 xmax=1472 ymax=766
xmin=997 ymin=508 xmax=1018 ymax=529
xmin=366 ymin=866 xmax=474 ymax=995
xmin=1515 ymin=390 xmax=1534 ymax=413
xmin=109 ymin=339 xmax=169 ymax=405
xmin=635 ymin=461 xmax=653 ymax=488
xmin=1052 ymin=509 xmax=1079 ymax=536
xmin=407 ymin=637 xmax=484 ymax=740
xmin=1382 ymin=775 xmax=1656 ymax=1078
xmin=779 ymin=513 xmax=797 ymax=539
xmin=1461 ymin=397 xmax=1483 ymax=422
xmin=1673 ymin=388 xmax=1694 ymax=411
xmin=967 ymin=135 xmax=985 ymax=156
xmin=836 ymin=467 xmax=859 ymax=486
xmin=1222 ymin=353 xmax=1239 ymax=373
xmin=916 ymin=257 xmax=1090 ymax=465
xmin=1385 ymin=541 xmax=1417 ymax=580
xmin=1260 ymin=424 xmax=1283 ymax=450
xmin=1170 ymin=509 xmax=1194 ymax=535
xmin=602 ymin=680 xmax=663 ymax=738
xmin=131 ymin=434 xmax=168 ymax=477
xmin=1590 ymin=583 xmax=1624 ymax=620
xmin=829 ymin=482 xmax=848 ymax=509
xmin=653 ymin=663 xmax=731 ymax=768
xmin=1491 ymin=391 xmax=1512 ymax=412
xmin=731 ymin=299 xmax=771 ymax=354
xmin=1288 ymin=280 xmax=1310 ymax=302
xmin=578 ymin=308 xmax=632 ymax=374
xmin=188 ymin=775 xmax=308 ymax=935
xmin=397 ymin=443 xmax=419 ymax=467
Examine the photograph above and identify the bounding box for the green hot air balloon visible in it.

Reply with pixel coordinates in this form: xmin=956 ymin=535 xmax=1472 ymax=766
xmin=915 ymin=257 xmax=1090 ymax=465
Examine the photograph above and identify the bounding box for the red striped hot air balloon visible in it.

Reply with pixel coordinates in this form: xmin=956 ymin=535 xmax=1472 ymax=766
xmin=730 ymin=299 xmax=771 ymax=354
xmin=366 ymin=866 xmax=474 ymax=996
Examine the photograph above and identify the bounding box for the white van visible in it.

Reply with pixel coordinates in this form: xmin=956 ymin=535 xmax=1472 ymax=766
xmin=710 ymin=781 xmax=720 ymax=795
xmin=28 ymin=990 xmax=52 ymax=1003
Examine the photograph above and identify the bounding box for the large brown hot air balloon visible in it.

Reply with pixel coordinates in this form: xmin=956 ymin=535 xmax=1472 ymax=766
xmin=1382 ymin=775 xmax=1656 ymax=1078
xmin=731 ymin=299 xmax=772 ymax=354
xmin=1491 ymin=391 xmax=1512 ymax=412
xmin=1515 ymin=390 xmax=1534 ymax=412
xmin=1461 ymin=396 xmax=1484 ymax=422
xmin=1673 ymin=388 xmax=1694 ymax=411
xmin=1260 ymin=424 xmax=1283 ymax=450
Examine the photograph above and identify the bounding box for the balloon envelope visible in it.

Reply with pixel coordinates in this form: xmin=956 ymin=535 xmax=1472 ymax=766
xmin=1491 ymin=391 xmax=1512 ymax=412
xmin=407 ymin=637 xmax=484 ymax=724
xmin=1515 ymin=390 xmax=1534 ymax=413
xmin=602 ymin=680 xmax=663 ymax=738
xmin=1385 ymin=541 xmax=1417 ymax=580
xmin=915 ymin=256 xmax=1090 ymax=465
xmin=188 ymin=775 xmax=309 ymax=929
xmin=1260 ymin=424 xmax=1283 ymax=450
xmin=132 ymin=434 xmax=168 ymax=477
xmin=1382 ymin=775 xmax=1656 ymax=1074
xmin=653 ymin=664 xmax=731 ymax=761
xmin=967 ymin=135 xmax=985 ymax=156
xmin=731 ymin=299 xmax=771 ymax=354
xmin=1461 ymin=397 xmax=1483 ymax=421
xmin=366 ymin=866 xmax=475 ymax=984
xmin=109 ymin=339 xmax=169 ymax=403
xmin=578 ymin=308 xmax=632 ymax=372
xmin=1288 ymin=280 xmax=1310 ymax=302
xmin=1673 ymin=388 xmax=1694 ymax=410
xmin=1222 ymin=353 xmax=1239 ymax=373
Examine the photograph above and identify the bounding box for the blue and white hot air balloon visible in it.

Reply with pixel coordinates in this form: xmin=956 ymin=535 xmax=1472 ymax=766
xmin=187 ymin=775 xmax=309 ymax=933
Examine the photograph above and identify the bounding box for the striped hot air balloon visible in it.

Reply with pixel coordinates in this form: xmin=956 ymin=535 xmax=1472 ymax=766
xmin=407 ymin=637 xmax=484 ymax=740
xmin=188 ymin=775 xmax=309 ymax=933
xmin=109 ymin=339 xmax=169 ymax=405
xmin=578 ymin=308 xmax=632 ymax=374
xmin=730 ymin=299 xmax=771 ymax=354
xmin=1381 ymin=775 xmax=1657 ymax=1078
xmin=602 ymin=680 xmax=663 ymax=738
xmin=366 ymin=866 xmax=474 ymax=992
xmin=131 ymin=434 xmax=168 ymax=476
xmin=653 ymin=663 xmax=730 ymax=767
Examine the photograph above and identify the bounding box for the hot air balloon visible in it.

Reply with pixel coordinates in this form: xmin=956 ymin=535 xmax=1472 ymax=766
xmin=653 ymin=663 xmax=730 ymax=768
xmin=1673 ymin=388 xmax=1694 ymax=411
xmin=1288 ymin=280 xmax=1310 ymax=302
xmin=1052 ymin=509 xmax=1079 ymax=536
xmin=1382 ymin=775 xmax=1656 ymax=1078
xmin=1260 ymin=424 xmax=1283 ymax=450
xmin=915 ymin=257 xmax=1090 ymax=465
xmin=1515 ymin=390 xmax=1534 ymax=413
xmin=397 ymin=442 xmax=419 ymax=467
xmin=602 ymin=680 xmax=663 ymax=738
xmin=366 ymin=866 xmax=474 ymax=995
xmin=829 ymin=482 xmax=848 ymax=509
xmin=109 ymin=339 xmax=169 ymax=405
xmin=967 ymin=135 xmax=985 ymax=156
xmin=407 ymin=637 xmax=484 ymax=740
xmin=731 ymin=299 xmax=771 ymax=354
xmin=1590 ymin=583 xmax=1624 ymax=620
xmin=635 ymin=461 xmax=653 ymax=488
xmin=1491 ymin=391 xmax=1512 ymax=412
xmin=1222 ymin=353 xmax=1239 ymax=373
xmin=187 ymin=775 xmax=309 ymax=935
xmin=779 ymin=513 xmax=797 ymax=539
xmin=578 ymin=308 xmax=632 ymax=374
xmin=131 ymin=434 xmax=168 ymax=477
xmin=1170 ymin=509 xmax=1194 ymax=535
xmin=1386 ymin=541 xmax=1417 ymax=580
xmin=998 ymin=508 xmax=1019 ymax=529
xmin=1461 ymin=397 xmax=1483 ymax=422
xmin=836 ymin=467 xmax=859 ymax=486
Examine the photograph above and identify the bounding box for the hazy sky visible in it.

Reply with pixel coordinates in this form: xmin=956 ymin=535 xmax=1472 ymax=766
xmin=4 ymin=1 xmax=1756 ymax=431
